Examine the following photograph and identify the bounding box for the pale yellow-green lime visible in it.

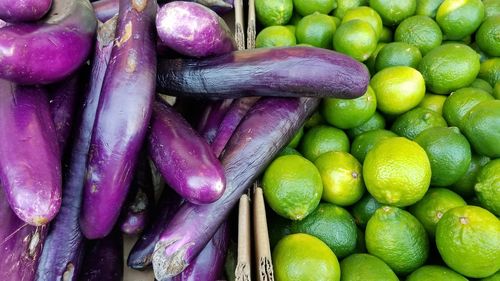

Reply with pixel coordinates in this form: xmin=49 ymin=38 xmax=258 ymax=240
xmin=369 ymin=0 xmax=417 ymax=26
xmin=255 ymin=0 xmax=293 ymax=26
xmin=340 ymin=253 xmax=399 ymax=281
xmin=255 ymin=26 xmax=296 ymax=48
xmin=333 ymin=19 xmax=378 ymax=62
xmin=418 ymin=93 xmax=447 ymax=115
xmin=407 ymin=265 xmax=468 ymax=281
xmin=341 ymin=6 xmax=383 ymax=38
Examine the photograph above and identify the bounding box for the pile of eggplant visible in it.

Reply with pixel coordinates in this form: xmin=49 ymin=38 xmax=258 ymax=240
xmin=0 ymin=0 xmax=369 ymax=280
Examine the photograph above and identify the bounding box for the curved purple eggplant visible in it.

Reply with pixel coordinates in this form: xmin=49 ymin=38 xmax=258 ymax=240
xmin=0 ymin=0 xmax=97 ymax=85
xmin=92 ymin=0 xmax=118 ymax=22
xmin=80 ymin=0 xmax=157 ymax=239
xmin=0 ymin=187 xmax=48 ymax=281
xmin=0 ymin=80 xmax=61 ymax=226
xmin=198 ymin=99 xmax=234 ymax=144
xmin=157 ymin=46 xmax=370 ymax=99
xmin=0 ymin=0 xmax=52 ymax=22
xmin=211 ymin=97 xmax=260 ymax=157
xmin=156 ymin=1 xmax=236 ymax=58
xmin=35 ymin=17 xmax=117 ymax=281
xmin=152 ymin=97 xmax=320 ymax=279
xmin=173 ymin=222 xmax=230 ymax=281
xmin=80 ymin=228 xmax=123 ymax=281
xmin=149 ymin=100 xmax=226 ymax=204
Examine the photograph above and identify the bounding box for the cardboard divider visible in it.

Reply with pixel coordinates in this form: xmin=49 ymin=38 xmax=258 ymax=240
xmin=236 ymin=194 xmax=252 ymax=281
xmin=253 ymin=185 xmax=274 ymax=281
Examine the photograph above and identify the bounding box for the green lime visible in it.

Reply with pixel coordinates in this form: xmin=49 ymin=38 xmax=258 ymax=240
xmin=287 ymin=12 xmax=302 ymax=25
xmin=418 ymin=43 xmax=481 ymax=94
xmin=391 ymin=107 xmax=447 ymax=140
xmin=293 ymin=0 xmax=337 ymax=16
xmin=341 ymin=6 xmax=383 ymax=38
xmin=322 ymin=86 xmax=377 ymax=129
xmin=331 ymin=16 xmax=341 ymax=27
xmin=304 ymin=111 xmax=326 ymax=128
xmin=340 ymin=253 xmax=399 ymax=281
xmin=295 ymin=12 xmax=337 ymax=49
xmin=277 ymin=146 xmax=302 ymax=157
xmin=436 ymin=0 xmax=485 ymax=40
xmin=299 ymin=125 xmax=350 ymax=161
xmin=365 ymin=43 xmax=386 ymax=75
xmin=350 ymin=129 xmax=396 ymax=163
xmin=480 ymin=271 xmax=500 ymax=281
xmin=475 ymin=159 xmax=500 ymax=216
xmin=255 ymin=0 xmax=293 ymax=26
xmin=315 ymin=151 xmax=365 ymax=206
xmin=475 ymin=16 xmax=500 ymax=57
xmin=369 ymin=0 xmax=416 ymax=26
xmin=436 ymin=206 xmax=500 ymax=278
xmin=394 ymin=15 xmax=443 ymax=55
xmin=409 ymin=188 xmax=467 ymax=236
xmin=470 ymin=78 xmax=494 ymax=94
xmin=484 ymin=0 xmax=500 ymax=19
xmin=478 ymin=58 xmax=500 ymax=87
xmin=351 ymin=193 xmax=383 ymax=228
xmin=450 ymin=153 xmax=490 ymax=198
xmin=366 ymin=206 xmax=429 ymax=275
xmin=494 ymin=82 xmax=500 ymax=99
xmin=333 ymin=20 xmax=378 ymax=62
xmin=262 ymin=155 xmax=323 ymax=220
xmin=287 ymin=126 xmax=303 ymax=148
xmin=273 ymin=233 xmax=341 ymax=281
xmin=333 ymin=0 xmax=364 ymax=19
xmin=363 ymin=137 xmax=431 ymax=207
xmin=284 ymin=24 xmax=295 ymax=34
xmin=418 ymin=93 xmax=447 ymax=115
xmin=379 ymin=26 xmax=393 ymax=43
xmin=407 ymin=265 xmax=468 ymax=281
xmin=370 ymin=66 xmax=426 ymax=115
xmin=442 ymin=87 xmax=493 ymax=129
xmin=346 ymin=111 xmax=386 ymax=139
xmin=416 ymin=0 xmax=444 ymax=18
xmin=463 ymin=100 xmax=500 ymax=158
xmin=374 ymin=42 xmax=422 ymax=72
xmin=414 ymin=127 xmax=472 ymax=186
xmin=255 ymin=26 xmax=296 ymax=48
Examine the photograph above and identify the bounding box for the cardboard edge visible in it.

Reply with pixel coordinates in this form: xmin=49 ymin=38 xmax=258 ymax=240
xmin=235 ymin=194 xmax=252 ymax=281
xmin=246 ymin=0 xmax=256 ymax=49
xmin=234 ymin=0 xmax=245 ymax=51
xmin=253 ymin=186 xmax=274 ymax=281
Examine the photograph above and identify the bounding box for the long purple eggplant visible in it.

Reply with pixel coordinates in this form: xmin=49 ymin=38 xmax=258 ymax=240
xmin=0 ymin=0 xmax=96 ymax=85
xmin=80 ymin=228 xmax=123 ymax=281
xmin=127 ymin=187 xmax=183 ymax=270
xmin=48 ymin=73 xmax=82 ymax=151
xmin=0 ymin=80 xmax=61 ymax=226
xmin=156 ymin=1 xmax=236 ymax=58
xmin=119 ymin=153 xmax=155 ymax=235
xmin=0 ymin=186 xmax=48 ymax=281
xmin=157 ymin=47 xmax=370 ymax=99
xmin=152 ymin=97 xmax=320 ymax=279
xmin=0 ymin=0 xmax=52 ymax=22
xmin=80 ymin=0 xmax=157 ymax=239
xmin=198 ymin=99 xmax=234 ymax=144
xmin=35 ymin=18 xmax=117 ymax=281
xmin=149 ymin=100 xmax=226 ymax=204
xmin=172 ymin=221 xmax=230 ymax=281
xmin=211 ymin=97 xmax=260 ymax=157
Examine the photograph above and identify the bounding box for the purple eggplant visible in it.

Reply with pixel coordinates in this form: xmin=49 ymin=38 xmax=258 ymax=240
xmin=92 ymin=0 xmax=118 ymax=22
xmin=152 ymin=97 xmax=320 ymax=279
xmin=48 ymin=73 xmax=82 ymax=151
xmin=211 ymin=97 xmax=260 ymax=157
xmin=172 ymin=222 xmax=230 ymax=281
xmin=157 ymin=46 xmax=370 ymax=99
xmin=0 ymin=186 xmax=48 ymax=281
xmin=80 ymin=228 xmax=123 ymax=281
xmin=80 ymin=0 xmax=157 ymax=239
xmin=127 ymin=187 xmax=183 ymax=270
xmin=35 ymin=17 xmax=117 ymax=281
xmin=149 ymin=100 xmax=226 ymax=204
xmin=0 ymin=80 xmax=61 ymax=226
xmin=0 ymin=0 xmax=97 ymax=85
xmin=198 ymin=99 xmax=234 ymax=144
xmin=119 ymin=153 xmax=155 ymax=235
xmin=0 ymin=0 xmax=52 ymax=22
xmin=156 ymin=1 xmax=236 ymax=58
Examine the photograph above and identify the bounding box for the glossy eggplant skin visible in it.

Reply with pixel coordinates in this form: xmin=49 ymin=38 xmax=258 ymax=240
xmin=35 ymin=18 xmax=117 ymax=281
xmin=152 ymin=97 xmax=320 ymax=279
xmin=0 ymin=186 xmax=48 ymax=281
xmin=80 ymin=0 xmax=157 ymax=239
xmin=80 ymin=229 xmax=123 ymax=281
xmin=156 ymin=1 xmax=236 ymax=58
xmin=0 ymin=79 xmax=61 ymax=226
xmin=172 ymin=222 xmax=230 ymax=281
xmin=197 ymin=99 xmax=234 ymax=144
xmin=0 ymin=0 xmax=97 ymax=85
xmin=92 ymin=0 xmax=117 ymax=22
xmin=148 ymin=100 xmax=226 ymax=204
xmin=127 ymin=187 xmax=183 ymax=270
xmin=0 ymin=0 xmax=52 ymax=22
xmin=157 ymin=47 xmax=370 ymax=99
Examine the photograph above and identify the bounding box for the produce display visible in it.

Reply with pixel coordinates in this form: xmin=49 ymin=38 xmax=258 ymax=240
xmin=0 ymin=0 xmax=498 ymax=280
